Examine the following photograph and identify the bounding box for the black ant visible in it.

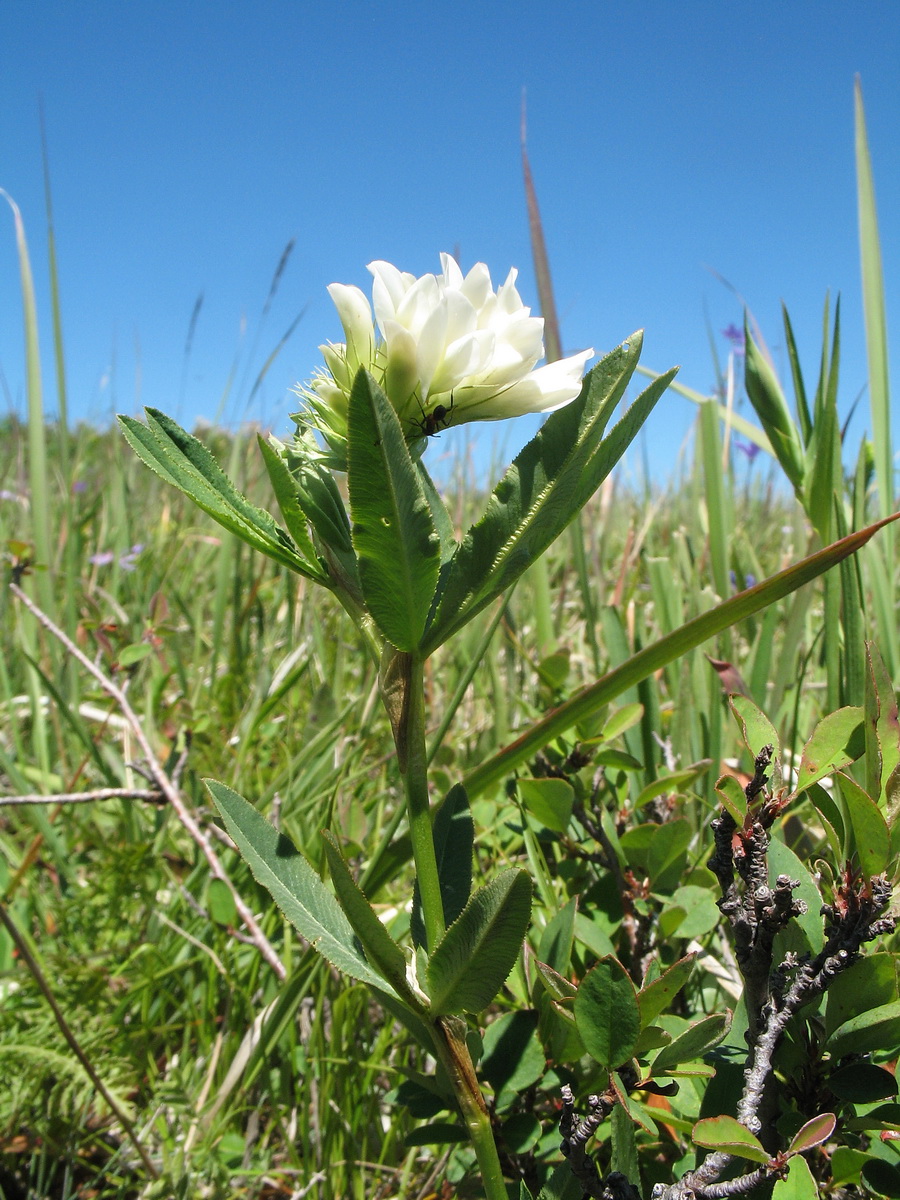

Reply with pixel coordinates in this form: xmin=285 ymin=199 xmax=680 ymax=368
xmin=410 ymin=392 xmax=455 ymax=439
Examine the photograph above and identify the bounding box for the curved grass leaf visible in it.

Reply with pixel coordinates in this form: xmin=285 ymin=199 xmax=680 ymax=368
xmin=426 ymin=869 xmax=532 ymax=1015
xmin=422 ymin=336 xmax=677 ymax=652
xmin=744 ymin=321 xmax=805 ymax=492
xmin=119 ymin=408 xmax=320 ymax=578
xmin=462 ymin=511 xmax=900 ymax=801
xmin=321 ymin=830 xmax=423 ymax=1009
xmin=347 ymin=371 xmax=440 ymax=651
xmin=207 ymin=779 xmax=390 ymax=993
xmin=574 ymin=956 xmax=640 ymax=1069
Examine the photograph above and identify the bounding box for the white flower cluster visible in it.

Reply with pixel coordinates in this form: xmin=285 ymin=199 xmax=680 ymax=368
xmin=299 ymin=253 xmax=592 ymax=463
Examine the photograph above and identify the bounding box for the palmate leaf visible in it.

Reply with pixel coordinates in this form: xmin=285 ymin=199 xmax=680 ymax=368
xmin=347 ymin=371 xmax=441 ymax=651
xmin=207 ymin=780 xmax=391 ymax=994
xmin=118 ymin=408 xmax=323 ymax=579
xmin=421 ymin=335 xmax=677 ymax=653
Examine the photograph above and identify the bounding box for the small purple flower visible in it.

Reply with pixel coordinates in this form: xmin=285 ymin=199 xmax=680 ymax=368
xmin=89 ymin=544 xmax=145 ymax=570
xmin=722 ymin=324 xmax=745 ymax=354
xmin=118 ymin=544 xmax=145 ymax=571
xmin=734 ymin=439 xmax=760 ymax=462
xmin=71 ymin=480 xmax=87 ymax=494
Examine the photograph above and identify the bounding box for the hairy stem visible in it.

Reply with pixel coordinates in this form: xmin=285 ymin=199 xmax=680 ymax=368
xmin=403 ymin=653 xmax=445 ymax=952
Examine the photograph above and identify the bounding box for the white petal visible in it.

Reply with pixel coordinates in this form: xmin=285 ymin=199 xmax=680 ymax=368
xmin=327 ymin=285 xmax=375 ymax=374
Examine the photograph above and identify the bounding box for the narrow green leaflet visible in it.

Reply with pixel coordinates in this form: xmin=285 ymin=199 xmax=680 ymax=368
xmin=346 ymin=371 xmax=440 ymax=651
xmin=423 ymin=336 xmax=677 ymax=652
xmin=118 ymin=408 xmax=318 ymax=577
xmin=426 ymin=869 xmax=532 ymax=1014
xmin=650 ymin=1011 xmax=731 ymax=1075
xmin=206 ymin=780 xmax=390 ymax=993
xmin=796 ymin=707 xmax=865 ymax=793
xmin=463 ymin=512 xmax=900 ymax=801
xmin=692 ymin=1114 xmax=768 ymax=1164
xmin=256 ymin=434 xmax=321 ymax=569
xmin=321 ymin=831 xmax=423 ymax=1009
xmin=574 ymin=956 xmax=641 ymax=1069
xmin=411 ymin=783 xmax=473 ymax=947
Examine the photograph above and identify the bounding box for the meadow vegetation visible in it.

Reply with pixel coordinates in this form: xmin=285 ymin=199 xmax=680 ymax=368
xmin=0 ymin=79 xmax=898 ymax=1200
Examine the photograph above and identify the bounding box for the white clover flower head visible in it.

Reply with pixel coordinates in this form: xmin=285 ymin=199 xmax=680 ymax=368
xmin=295 ymin=253 xmax=593 ymax=466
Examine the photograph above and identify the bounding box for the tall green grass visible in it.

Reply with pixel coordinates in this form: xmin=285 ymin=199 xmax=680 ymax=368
xmin=0 ymin=79 xmax=896 ymax=1197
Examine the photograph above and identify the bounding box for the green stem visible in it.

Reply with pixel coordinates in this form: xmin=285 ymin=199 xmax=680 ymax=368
xmin=431 ymin=1016 xmax=509 ymax=1200
xmin=403 ymin=653 xmax=444 ymax=952
xmin=401 ymin=657 xmax=508 ymax=1194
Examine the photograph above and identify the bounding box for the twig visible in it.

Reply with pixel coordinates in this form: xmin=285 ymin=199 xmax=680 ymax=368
xmin=0 ymin=902 xmax=160 ymax=1180
xmin=9 ymin=580 xmax=286 ymax=981
xmin=0 ymin=787 xmax=162 ymax=806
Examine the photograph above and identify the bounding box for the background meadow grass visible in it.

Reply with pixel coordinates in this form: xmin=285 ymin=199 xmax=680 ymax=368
xmin=0 ymin=81 xmax=897 ymax=1200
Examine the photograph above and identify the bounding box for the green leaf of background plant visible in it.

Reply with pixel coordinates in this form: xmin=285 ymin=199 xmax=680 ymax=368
xmin=518 ymin=777 xmax=574 ymax=833
xmin=637 ymin=953 xmax=696 ymax=1028
xmin=207 ymin=779 xmax=390 ymax=993
xmin=650 ymin=1011 xmax=731 ymax=1074
xmin=426 ymin=869 xmax=532 ymax=1014
xmin=321 ymin=830 xmax=422 ymax=1008
xmin=692 ymin=1114 xmax=768 ymax=1163
xmin=827 ymin=1000 xmax=900 ymax=1059
xmin=774 ymin=1156 xmax=818 ymax=1200
xmin=537 ymin=897 xmax=577 ymax=977
xmin=865 ymin=641 xmax=900 ymax=807
xmin=825 ymin=954 xmax=898 ymax=1037
xmin=716 ymin=773 xmax=748 ymax=822
xmin=574 ymin=956 xmax=640 ymax=1069
xmin=423 ymin=337 xmax=677 ymax=652
xmin=834 ymin=772 xmax=890 ymax=878
xmin=730 ymin=694 xmax=780 ymax=761
xmin=788 ymin=1112 xmax=836 ymax=1156
xmin=796 ymin=707 xmax=865 ymax=792
xmin=462 ymin=512 xmax=900 ymax=801
xmin=346 ymin=370 xmax=441 ymax=651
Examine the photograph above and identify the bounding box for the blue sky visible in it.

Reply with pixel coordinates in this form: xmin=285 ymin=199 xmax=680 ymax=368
xmin=1 ymin=2 xmax=898 ymax=484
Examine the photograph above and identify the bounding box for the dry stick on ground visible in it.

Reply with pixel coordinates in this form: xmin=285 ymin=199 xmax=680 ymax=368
xmin=9 ymin=579 xmax=286 ymax=981
xmin=0 ymin=787 xmax=164 ymax=805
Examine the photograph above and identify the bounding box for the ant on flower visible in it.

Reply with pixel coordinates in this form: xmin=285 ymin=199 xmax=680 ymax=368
xmin=409 ymin=392 xmax=455 ymax=439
